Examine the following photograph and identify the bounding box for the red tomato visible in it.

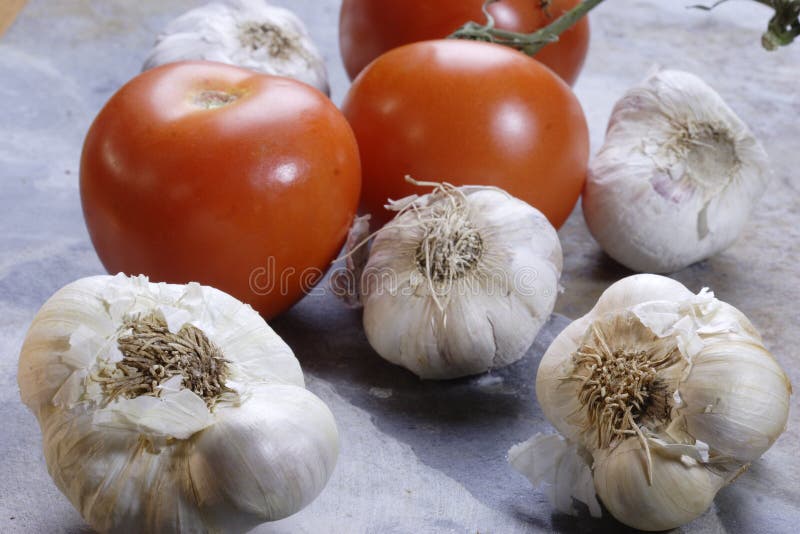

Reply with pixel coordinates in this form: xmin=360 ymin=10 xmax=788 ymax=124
xmin=341 ymin=40 xmax=589 ymax=229
xmin=339 ymin=0 xmax=590 ymax=86
xmin=80 ymin=61 xmax=361 ymax=319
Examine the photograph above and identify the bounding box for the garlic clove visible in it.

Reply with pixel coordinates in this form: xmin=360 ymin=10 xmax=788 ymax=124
xmin=534 ymin=319 xmax=591 ymax=442
xmin=363 ymin=280 xmax=531 ymax=379
xmin=193 ymin=282 xmax=304 ymax=388
xmin=679 ymin=339 xmax=792 ymax=462
xmin=480 ymin=290 xmax=547 ymax=370
xmin=433 ymin=292 xmax=506 ymax=378
xmin=593 ymin=437 xmax=726 ymax=532
xmin=189 ymin=384 xmax=339 ymax=530
xmin=466 ymin=189 xmax=562 ymax=271
xmin=37 ymin=406 xmax=198 ymax=533
xmin=143 ymin=0 xmax=330 ymax=95
xmin=363 ymin=290 xmax=453 ymax=379
xmin=591 ymin=273 xmax=695 ymax=317
xmin=20 ymin=276 xmax=116 ymax=413
xmin=584 ymin=69 xmax=772 ymax=273
xmin=440 ymin=290 xmax=536 ymax=376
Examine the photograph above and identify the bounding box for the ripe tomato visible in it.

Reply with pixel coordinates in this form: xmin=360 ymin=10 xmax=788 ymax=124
xmin=339 ymin=0 xmax=590 ymax=86
xmin=80 ymin=61 xmax=361 ymax=319
xmin=341 ymin=40 xmax=589 ymax=229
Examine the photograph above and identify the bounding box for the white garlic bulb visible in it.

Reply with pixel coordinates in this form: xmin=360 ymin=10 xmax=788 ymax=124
xmin=143 ymin=0 xmax=330 ymax=95
xmin=584 ymin=69 xmax=772 ymax=273
xmin=358 ymin=182 xmax=562 ymax=379
xmin=18 ymin=274 xmax=339 ymax=533
xmin=510 ymin=274 xmax=791 ymax=531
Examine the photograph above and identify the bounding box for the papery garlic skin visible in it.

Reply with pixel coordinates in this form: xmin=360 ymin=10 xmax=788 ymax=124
xmin=143 ymin=0 xmax=330 ymax=95
xmin=592 ymin=437 xmax=726 ymax=532
xmin=361 ymin=185 xmax=562 ymax=379
xmin=18 ymin=274 xmax=339 ymax=533
xmin=511 ymin=274 xmax=791 ymax=531
xmin=584 ymin=70 xmax=771 ymax=273
xmin=508 ymin=434 xmax=601 ymax=517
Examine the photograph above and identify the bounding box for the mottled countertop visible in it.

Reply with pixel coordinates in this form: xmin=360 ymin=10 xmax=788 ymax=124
xmin=1 ymin=1 xmax=798 ymax=533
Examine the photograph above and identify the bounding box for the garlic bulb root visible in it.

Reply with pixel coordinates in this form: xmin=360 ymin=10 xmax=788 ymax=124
xmin=143 ymin=0 xmax=330 ymax=95
xmin=512 ymin=274 xmax=791 ymax=531
xmin=584 ymin=69 xmax=772 ymax=273
xmin=97 ymin=311 xmax=235 ymax=407
xmin=569 ymin=310 xmax=683 ymax=484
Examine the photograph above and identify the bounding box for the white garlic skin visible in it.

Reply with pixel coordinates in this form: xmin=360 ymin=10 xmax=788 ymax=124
xmin=584 ymin=70 xmax=772 ymax=273
xmin=678 ymin=329 xmax=791 ymax=463
xmin=514 ymin=274 xmax=791 ymax=531
xmin=592 ymin=437 xmax=725 ymax=532
xmin=143 ymin=0 xmax=330 ymax=95
xmin=18 ymin=275 xmax=339 ymax=533
xmin=362 ymin=187 xmax=563 ymax=379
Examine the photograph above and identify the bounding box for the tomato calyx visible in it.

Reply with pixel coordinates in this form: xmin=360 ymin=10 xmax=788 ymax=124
xmin=449 ymin=0 xmax=603 ymax=56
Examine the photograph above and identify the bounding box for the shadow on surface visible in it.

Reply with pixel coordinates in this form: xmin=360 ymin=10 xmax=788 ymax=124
xmin=272 ymin=287 xmax=604 ymax=531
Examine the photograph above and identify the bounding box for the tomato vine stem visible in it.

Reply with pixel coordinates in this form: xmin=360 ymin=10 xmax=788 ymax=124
xmin=691 ymin=0 xmax=800 ymax=48
xmin=449 ymin=0 xmax=604 ymax=56
xmin=449 ymin=0 xmax=800 ymax=54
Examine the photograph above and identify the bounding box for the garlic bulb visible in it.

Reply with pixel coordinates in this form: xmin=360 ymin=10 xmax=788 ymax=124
xmin=510 ymin=274 xmax=791 ymax=531
xmin=584 ymin=69 xmax=772 ymax=273
xmin=18 ymin=274 xmax=339 ymax=533
xmin=143 ymin=0 xmax=329 ymax=95
xmin=358 ymin=181 xmax=562 ymax=379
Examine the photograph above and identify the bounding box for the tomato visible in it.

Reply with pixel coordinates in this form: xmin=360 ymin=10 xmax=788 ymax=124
xmin=80 ymin=61 xmax=361 ymax=319
xmin=339 ymin=0 xmax=590 ymax=86
xmin=341 ymin=40 xmax=589 ymax=229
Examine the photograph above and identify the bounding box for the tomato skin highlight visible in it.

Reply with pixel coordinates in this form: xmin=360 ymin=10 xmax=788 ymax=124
xmin=342 ymin=40 xmax=589 ymax=229
xmin=80 ymin=61 xmax=361 ymax=319
xmin=339 ymin=0 xmax=590 ymax=86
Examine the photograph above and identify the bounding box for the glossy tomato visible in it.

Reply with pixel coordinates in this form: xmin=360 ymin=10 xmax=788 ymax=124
xmin=80 ymin=61 xmax=361 ymax=319
xmin=339 ymin=0 xmax=590 ymax=85
xmin=341 ymin=40 xmax=589 ymax=229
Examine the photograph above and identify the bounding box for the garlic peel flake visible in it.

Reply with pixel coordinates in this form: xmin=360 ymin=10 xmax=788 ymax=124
xmin=592 ymin=437 xmax=725 ymax=532
xmin=91 ymin=387 xmax=214 ymax=441
xmin=508 ymin=433 xmax=601 ymax=518
xmin=18 ymin=274 xmax=339 ymax=532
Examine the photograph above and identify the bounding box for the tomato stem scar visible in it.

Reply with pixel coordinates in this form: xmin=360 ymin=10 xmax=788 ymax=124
xmin=194 ymin=90 xmax=239 ymax=109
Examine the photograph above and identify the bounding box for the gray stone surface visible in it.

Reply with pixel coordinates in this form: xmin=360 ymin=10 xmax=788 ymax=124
xmin=1 ymin=0 xmax=798 ymax=533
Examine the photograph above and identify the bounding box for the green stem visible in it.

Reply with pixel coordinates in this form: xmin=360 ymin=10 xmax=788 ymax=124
xmin=762 ymin=0 xmax=800 ymax=49
xmin=691 ymin=0 xmax=800 ymax=50
xmin=449 ymin=0 xmax=605 ymax=56
xmin=451 ymin=0 xmax=800 ymax=55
